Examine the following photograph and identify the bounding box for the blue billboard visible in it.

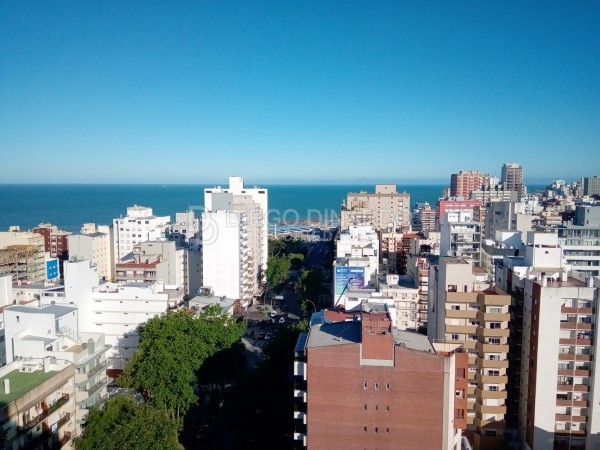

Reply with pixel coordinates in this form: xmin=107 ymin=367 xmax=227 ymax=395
xmin=46 ymin=259 xmax=59 ymax=281
xmin=335 ymin=266 xmax=366 ymax=296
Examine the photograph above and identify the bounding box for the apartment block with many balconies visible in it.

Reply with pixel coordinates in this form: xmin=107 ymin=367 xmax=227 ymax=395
xmin=495 ymin=230 xmax=600 ymax=450
xmin=428 ymin=256 xmax=511 ymax=450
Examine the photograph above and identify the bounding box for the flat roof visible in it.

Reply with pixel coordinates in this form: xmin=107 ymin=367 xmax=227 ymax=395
xmin=0 ymin=369 xmax=59 ymax=405
xmin=307 ymin=321 xmax=361 ymax=349
xmin=392 ymin=329 xmax=435 ymax=353
xmin=8 ymin=304 xmax=77 ymax=318
xmin=21 ymin=335 xmax=55 ymax=345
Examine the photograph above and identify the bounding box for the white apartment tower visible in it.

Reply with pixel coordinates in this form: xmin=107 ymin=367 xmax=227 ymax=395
xmin=203 ymin=177 xmax=268 ymax=305
xmin=112 ymin=205 xmax=170 ymax=262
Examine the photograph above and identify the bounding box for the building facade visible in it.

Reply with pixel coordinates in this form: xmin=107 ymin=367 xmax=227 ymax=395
xmin=341 ymin=184 xmax=411 ymax=232
xmin=112 ymin=205 xmax=170 ymax=262
xmin=450 ymin=170 xmax=490 ymax=198
xmin=293 ymin=307 xmax=466 ymax=450
xmin=428 ymin=257 xmax=511 ymax=450
xmin=501 ymin=163 xmax=525 ymax=198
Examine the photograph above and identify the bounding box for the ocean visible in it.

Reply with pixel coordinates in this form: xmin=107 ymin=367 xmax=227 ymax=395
xmin=0 ymin=184 xmax=447 ymax=233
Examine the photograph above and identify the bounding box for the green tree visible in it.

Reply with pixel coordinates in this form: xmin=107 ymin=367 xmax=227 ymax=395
xmin=73 ymin=395 xmax=179 ymax=450
xmin=295 ymin=269 xmax=325 ymax=307
xmin=118 ymin=306 xmax=245 ymax=421
xmin=287 ymin=252 xmax=305 ymax=270
xmin=268 ymin=238 xmax=286 ymax=257
xmin=266 ymin=256 xmax=291 ymax=294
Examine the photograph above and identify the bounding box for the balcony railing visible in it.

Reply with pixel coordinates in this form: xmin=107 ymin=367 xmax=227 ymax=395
xmin=18 ymin=394 xmax=70 ymax=434
xmin=86 ymin=360 xmax=107 ymax=378
xmin=88 ymin=377 xmax=108 ymax=396
xmin=20 ymin=413 xmax=71 ymax=450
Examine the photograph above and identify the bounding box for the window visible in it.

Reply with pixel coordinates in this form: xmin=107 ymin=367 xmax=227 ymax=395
xmin=489 ymin=338 xmax=501 ymax=345
xmin=364 ymin=404 xmax=367 ymax=411
xmin=386 ymin=405 xmax=390 ymax=412
xmin=451 ymin=334 xmax=459 ymax=340
xmin=489 ymin=322 xmax=501 ymax=329
xmin=375 ymin=427 xmax=378 ymax=433
xmin=386 ymin=383 xmax=391 ymax=390
xmin=364 ymin=382 xmax=368 ymax=389
xmin=375 ymin=383 xmax=379 ymax=390
xmin=363 ymin=427 xmax=367 ymax=433
xmin=488 ymin=385 xmax=499 ymax=392
xmin=452 ymin=305 xmax=460 ymax=310
xmin=386 ymin=428 xmax=390 ymax=434
xmin=488 ymin=370 xmax=500 ymax=376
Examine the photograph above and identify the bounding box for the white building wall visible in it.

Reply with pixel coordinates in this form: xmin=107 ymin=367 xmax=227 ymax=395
xmin=201 ymin=210 xmax=242 ymax=300
xmin=112 ymin=206 xmax=170 ymax=262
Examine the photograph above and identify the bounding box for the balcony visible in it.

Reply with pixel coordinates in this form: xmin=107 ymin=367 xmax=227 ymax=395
xmin=475 ymin=388 xmax=508 ymax=399
xmin=18 ymin=394 xmax=70 ymax=434
xmin=561 ymin=306 xmax=594 ymax=314
xmin=556 ymin=399 xmax=589 ymax=407
xmin=477 ymin=328 xmax=510 ymax=338
xmin=476 ymin=342 xmax=509 ymax=353
xmin=560 ymin=322 xmax=593 ymax=330
xmin=475 ymin=373 xmax=508 ymax=384
xmin=558 ymin=353 xmax=592 ymax=362
xmin=86 ymin=360 xmax=108 ymax=378
xmin=88 ymin=377 xmax=109 ymax=396
xmin=474 ymin=403 xmax=507 ymax=414
xmin=555 ymin=414 xmax=588 ymax=423
xmin=475 ymin=357 xmax=509 ymax=369
xmin=21 ymin=413 xmax=71 ymax=450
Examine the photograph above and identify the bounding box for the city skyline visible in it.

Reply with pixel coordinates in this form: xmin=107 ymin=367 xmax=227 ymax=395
xmin=1 ymin=1 xmax=599 ymax=183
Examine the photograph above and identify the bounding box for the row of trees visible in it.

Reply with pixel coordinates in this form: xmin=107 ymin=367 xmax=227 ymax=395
xmin=74 ymin=305 xmax=246 ymax=449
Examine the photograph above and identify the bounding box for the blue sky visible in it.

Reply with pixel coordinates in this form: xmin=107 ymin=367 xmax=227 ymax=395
xmin=1 ymin=1 xmax=598 ymax=184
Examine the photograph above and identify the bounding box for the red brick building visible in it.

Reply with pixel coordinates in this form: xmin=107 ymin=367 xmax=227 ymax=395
xmin=294 ymin=307 xmax=468 ymax=450
xmin=32 ymin=223 xmax=71 ymax=274
xmin=450 ymin=170 xmax=490 ymax=199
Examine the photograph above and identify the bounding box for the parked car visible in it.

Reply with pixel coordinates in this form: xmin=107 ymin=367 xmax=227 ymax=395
xmin=278 ymin=317 xmax=285 ymax=324
xmin=269 ymin=309 xmax=277 ymax=317
xmin=265 ymin=332 xmax=273 ymax=341
xmin=258 ymin=330 xmax=265 ymax=340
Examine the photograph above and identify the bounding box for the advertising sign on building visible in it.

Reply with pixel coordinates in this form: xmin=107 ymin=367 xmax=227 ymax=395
xmin=334 ymin=266 xmax=366 ymax=296
xmin=46 ymin=258 xmax=59 ymax=281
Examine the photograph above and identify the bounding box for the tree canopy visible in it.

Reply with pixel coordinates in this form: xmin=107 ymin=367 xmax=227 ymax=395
xmin=266 ymin=256 xmax=291 ymax=294
xmin=295 ymin=268 xmax=325 ymax=307
xmin=118 ymin=306 xmax=245 ymax=421
xmin=73 ymin=394 xmax=179 ymax=450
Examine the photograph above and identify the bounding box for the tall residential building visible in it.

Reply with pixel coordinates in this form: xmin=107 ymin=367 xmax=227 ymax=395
xmin=201 ymin=209 xmax=255 ymax=305
xmin=583 ymin=176 xmax=600 ymax=196
xmin=501 ymin=163 xmax=525 ymax=198
xmin=61 ymin=260 xmax=183 ymax=371
xmin=450 ymin=171 xmax=490 ymax=198
xmin=204 ymin=177 xmax=268 ymax=299
xmin=341 ymin=184 xmax=411 ymax=232
xmin=555 ymin=205 xmax=600 ymax=279
xmin=293 ymin=306 xmax=467 ymax=450
xmin=428 ymin=257 xmax=511 ymax=450
xmin=68 ymin=223 xmax=112 ymax=280
xmin=0 ymin=229 xmax=46 ymax=283
xmin=495 ymin=231 xmax=600 ymax=450
xmin=437 ymin=198 xmax=483 ymax=225
xmin=115 ymin=240 xmax=184 ymax=287
xmin=112 ymin=205 xmax=170 ymax=262
xmin=32 ymin=223 xmax=71 ymax=270
xmin=484 ymin=201 xmax=536 ymax=242
xmin=440 ymin=211 xmax=482 ymax=265
xmin=3 ymin=304 xmax=110 ymax=436
xmin=412 ymin=202 xmax=437 ymax=232
xmin=0 ymin=358 xmax=76 ymax=449
xmin=334 ymin=224 xmax=379 ymax=308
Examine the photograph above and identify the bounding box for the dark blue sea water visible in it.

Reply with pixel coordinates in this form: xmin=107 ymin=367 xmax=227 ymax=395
xmin=0 ymin=184 xmax=449 ymax=233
